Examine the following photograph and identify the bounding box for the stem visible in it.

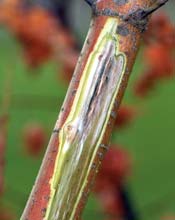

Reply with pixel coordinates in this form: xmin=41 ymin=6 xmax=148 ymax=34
xmin=21 ymin=1 xmax=168 ymax=220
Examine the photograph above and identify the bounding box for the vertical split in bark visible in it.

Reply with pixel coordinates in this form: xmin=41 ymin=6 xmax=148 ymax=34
xmin=20 ymin=1 xmax=169 ymax=220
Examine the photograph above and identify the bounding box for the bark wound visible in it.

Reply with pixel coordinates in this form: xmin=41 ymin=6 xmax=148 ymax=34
xmin=45 ymin=19 xmax=126 ymax=220
xmin=21 ymin=1 xmax=169 ymax=219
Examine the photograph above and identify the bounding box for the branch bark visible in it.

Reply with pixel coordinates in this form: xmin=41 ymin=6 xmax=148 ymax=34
xmin=20 ymin=0 xmax=168 ymax=220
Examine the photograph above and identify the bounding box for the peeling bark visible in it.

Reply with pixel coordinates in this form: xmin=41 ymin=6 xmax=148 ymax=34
xmin=21 ymin=1 xmax=169 ymax=220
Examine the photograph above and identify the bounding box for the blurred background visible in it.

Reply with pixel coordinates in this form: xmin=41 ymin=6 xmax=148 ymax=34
xmin=0 ymin=0 xmax=175 ymax=219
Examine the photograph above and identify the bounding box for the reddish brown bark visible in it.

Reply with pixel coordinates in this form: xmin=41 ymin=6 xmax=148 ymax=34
xmin=21 ymin=1 xmax=169 ymax=219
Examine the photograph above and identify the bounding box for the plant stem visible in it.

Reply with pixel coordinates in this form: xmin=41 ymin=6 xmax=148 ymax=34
xmin=21 ymin=1 xmax=169 ymax=220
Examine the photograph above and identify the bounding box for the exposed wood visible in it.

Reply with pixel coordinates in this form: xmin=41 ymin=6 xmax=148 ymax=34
xmin=21 ymin=1 xmax=169 ymax=220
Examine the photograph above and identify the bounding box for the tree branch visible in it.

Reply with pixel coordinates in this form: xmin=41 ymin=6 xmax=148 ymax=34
xmin=20 ymin=0 xmax=169 ymax=220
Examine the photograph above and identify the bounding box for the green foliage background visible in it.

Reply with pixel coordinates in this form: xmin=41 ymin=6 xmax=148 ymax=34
xmin=0 ymin=26 xmax=175 ymax=220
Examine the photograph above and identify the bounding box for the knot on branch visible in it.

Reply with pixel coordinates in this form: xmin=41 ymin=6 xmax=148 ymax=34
xmin=122 ymin=8 xmax=151 ymax=32
xmin=85 ymin=0 xmax=169 ymax=32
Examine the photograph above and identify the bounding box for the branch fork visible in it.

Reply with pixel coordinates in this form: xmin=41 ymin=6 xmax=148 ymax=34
xmin=86 ymin=0 xmax=169 ymax=32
